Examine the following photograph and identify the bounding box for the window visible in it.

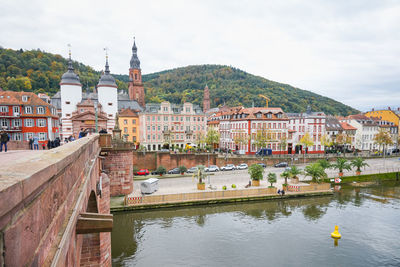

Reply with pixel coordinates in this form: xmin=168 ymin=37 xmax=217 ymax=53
xmin=13 ymin=106 xmax=19 ymax=115
xmin=24 ymin=119 xmax=34 ymax=127
xmin=147 ymin=135 xmax=150 ymax=140
xmin=164 ymin=126 xmax=168 ymax=131
xmin=152 ymin=116 xmax=155 ymax=121
xmin=124 ymin=127 xmax=128 ymax=133
xmin=25 ymin=106 xmax=33 ymax=114
xmin=37 ymin=119 xmax=46 ymax=127
xmin=132 ymin=127 xmax=136 ymax=133
xmin=25 ymin=132 xmax=34 ymax=141
xmin=164 ymin=116 xmax=168 ymax=121
xmin=37 ymin=106 xmax=45 ymax=114
xmin=186 ymin=117 xmax=190 ymax=121
xmin=132 ymin=136 xmax=136 ymax=142
xmin=13 ymin=119 xmax=22 ymax=127
xmin=153 ymin=135 xmax=156 ymax=140
xmin=180 ymin=117 xmax=183 ymax=121
xmin=147 ymin=126 xmax=150 ymax=131
xmin=147 ymin=116 xmax=150 ymax=121
xmin=124 ymin=120 xmax=127 ymax=125
xmin=186 ymin=107 xmax=190 ymax=112
xmin=152 ymin=126 xmax=155 ymax=131
xmin=163 ymin=107 xmax=168 ymax=112
xmin=12 ymin=133 xmax=22 ymax=141
xmin=0 ymin=119 xmax=8 ymax=128
xmin=65 ymin=101 xmax=70 ymax=104
xmin=39 ymin=132 xmax=47 ymax=141
xmin=267 ymin=113 xmax=272 ymax=118
xmin=158 ymin=116 xmax=161 ymax=121
xmin=132 ymin=119 xmax=136 ymax=124
xmin=22 ymin=95 xmax=28 ymax=102
xmin=0 ymin=106 xmax=8 ymax=113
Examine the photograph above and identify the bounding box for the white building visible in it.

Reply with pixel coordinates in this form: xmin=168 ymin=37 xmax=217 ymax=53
xmin=340 ymin=114 xmax=379 ymax=151
xmin=286 ymin=107 xmax=326 ymax=154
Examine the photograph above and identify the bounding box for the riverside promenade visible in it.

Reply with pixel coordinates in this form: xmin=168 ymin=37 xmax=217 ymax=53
xmin=111 ymin=157 xmax=400 ymax=211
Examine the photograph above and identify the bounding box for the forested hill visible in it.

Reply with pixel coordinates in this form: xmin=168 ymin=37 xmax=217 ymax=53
xmin=141 ymin=65 xmax=358 ymax=115
xmin=0 ymin=47 xmax=358 ymax=115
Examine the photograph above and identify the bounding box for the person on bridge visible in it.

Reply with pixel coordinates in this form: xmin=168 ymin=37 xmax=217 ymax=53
xmin=33 ymin=135 xmax=39 ymax=150
xmin=0 ymin=129 xmax=10 ymax=152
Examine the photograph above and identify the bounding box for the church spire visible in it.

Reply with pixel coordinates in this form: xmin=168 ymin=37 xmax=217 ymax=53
xmin=130 ymin=36 xmax=141 ymax=69
xmin=67 ymin=43 xmax=74 ymax=71
xmin=104 ymin=47 xmax=110 ymax=75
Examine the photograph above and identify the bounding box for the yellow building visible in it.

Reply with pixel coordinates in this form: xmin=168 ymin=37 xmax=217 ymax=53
xmin=365 ymin=109 xmax=400 ymax=130
xmin=118 ymin=108 xmax=140 ymax=144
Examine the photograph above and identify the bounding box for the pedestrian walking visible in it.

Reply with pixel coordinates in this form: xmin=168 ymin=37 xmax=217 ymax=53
xmin=29 ymin=137 xmax=33 ymax=150
xmin=0 ymin=129 xmax=10 ymax=152
xmin=33 ymin=135 xmax=39 ymax=150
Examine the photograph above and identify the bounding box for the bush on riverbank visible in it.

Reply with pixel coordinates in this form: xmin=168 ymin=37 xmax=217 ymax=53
xmin=323 ymin=172 xmax=400 ymax=183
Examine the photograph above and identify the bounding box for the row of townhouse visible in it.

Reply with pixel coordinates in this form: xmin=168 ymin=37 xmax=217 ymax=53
xmin=0 ymin=91 xmax=59 ymax=143
xmin=211 ymin=106 xmax=327 ymax=155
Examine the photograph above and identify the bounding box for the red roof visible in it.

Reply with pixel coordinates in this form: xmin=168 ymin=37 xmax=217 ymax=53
xmin=340 ymin=122 xmax=357 ymax=130
xmin=119 ymin=108 xmax=139 ymax=117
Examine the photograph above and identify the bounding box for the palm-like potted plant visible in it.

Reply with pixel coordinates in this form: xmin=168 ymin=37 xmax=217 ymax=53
xmin=178 ymin=165 xmax=187 ymax=175
xmin=280 ymin=171 xmax=290 ymax=190
xmin=248 ymin=164 xmax=264 ymax=186
xmin=289 ymin=165 xmax=303 ymax=184
xmin=194 ymin=165 xmax=206 ymax=190
xmin=351 ymin=157 xmax=369 ymax=175
xmin=156 ymin=166 xmax=166 ymax=176
xmin=305 ymin=163 xmax=327 ymax=183
xmin=267 ymin=172 xmax=277 ymax=187
xmin=331 ymin=157 xmax=351 ymax=177
xmin=317 ymin=159 xmax=331 ymax=170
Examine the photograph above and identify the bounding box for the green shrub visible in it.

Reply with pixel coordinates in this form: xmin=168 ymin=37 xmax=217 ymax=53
xmin=156 ymin=166 xmax=166 ymax=175
xmin=248 ymin=164 xmax=264 ymax=181
xmin=222 ymin=185 xmax=227 ymax=190
xmin=231 ymin=184 xmax=236 ymax=188
xmin=178 ymin=165 xmax=187 ymax=173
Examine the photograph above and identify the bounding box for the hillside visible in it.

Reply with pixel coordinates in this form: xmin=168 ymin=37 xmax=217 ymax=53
xmin=142 ymin=65 xmax=358 ymax=115
xmin=0 ymin=47 xmax=358 ymax=115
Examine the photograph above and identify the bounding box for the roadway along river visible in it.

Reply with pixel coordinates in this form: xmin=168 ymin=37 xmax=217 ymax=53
xmin=111 ymin=181 xmax=400 ymax=267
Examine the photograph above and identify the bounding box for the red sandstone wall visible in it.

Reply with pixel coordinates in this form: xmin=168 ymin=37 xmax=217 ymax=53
xmin=103 ymin=150 xmax=134 ymax=197
xmin=0 ymin=136 xmax=111 ymax=267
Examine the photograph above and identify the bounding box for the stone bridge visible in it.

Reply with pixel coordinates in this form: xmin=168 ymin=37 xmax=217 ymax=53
xmin=0 ymin=134 xmax=131 ymax=266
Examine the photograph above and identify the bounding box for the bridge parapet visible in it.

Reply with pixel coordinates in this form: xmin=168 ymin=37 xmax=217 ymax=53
xmin=0 ymin=134 xmax=111 ymax=266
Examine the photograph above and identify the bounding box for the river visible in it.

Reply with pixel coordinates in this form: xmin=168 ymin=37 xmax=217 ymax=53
xmin=111 ymin=181 xmax=400 ymax=266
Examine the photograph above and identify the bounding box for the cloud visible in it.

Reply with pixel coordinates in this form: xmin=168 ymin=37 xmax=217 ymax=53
xmin=0 ymin=0 xmax=399 ymax=111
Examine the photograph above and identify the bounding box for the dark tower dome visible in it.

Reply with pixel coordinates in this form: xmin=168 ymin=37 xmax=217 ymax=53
xmin=130 ymin=37 xmax=141 ymax=69
xmin=98 ymin=57 xmax=117 ymax=87
xmin=60 ymin=55 xmax=81 ymax=85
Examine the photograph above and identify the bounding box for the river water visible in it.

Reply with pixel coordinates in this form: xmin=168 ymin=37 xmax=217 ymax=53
xmin=112 ymin=181 xmax=400 ymax=267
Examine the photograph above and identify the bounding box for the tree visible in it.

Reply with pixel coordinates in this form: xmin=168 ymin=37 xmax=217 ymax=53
xmin=373 ymin=129 xmax=393 ymax=155
xmin=317 ymin=159 xmax=331 ymax=170
xmin=289 ymin=165 xmax=303 ymax=180
xmin=206 ymin=128 xmax=220 ymax=152
xmin=253 ymin=129 xmax=268 ymax=150
xmin=233 ymin=133 xmax=248 ymax=151
xmin=279 ymin=136 xmax=287 ymax=153
xmin=305 ymin=163 xmax=327 ymax=183
xmin=331 ymin=157 xmax=351 ymax=175
xmin=300 ymin=132 xmax=314 ymax=154
xmin=351 ymin=157 xmax=369 ymax=174
xmin=321 ymin=134 xmax=332 ymax=153
xmin=248 ymin=164 xmax=264 ymax=181
xmin=267 ymin=172 xmax=277 ymax=187
xmin=281 ymin=171 xmax=290 ymax=186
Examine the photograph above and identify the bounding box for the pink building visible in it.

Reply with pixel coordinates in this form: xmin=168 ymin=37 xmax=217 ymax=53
xmin=139 ymin=101 xmax=207 ymax=151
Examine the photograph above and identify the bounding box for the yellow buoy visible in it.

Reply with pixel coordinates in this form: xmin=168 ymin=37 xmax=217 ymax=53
xmin=331 ymin=225 xmax=341 ymax=239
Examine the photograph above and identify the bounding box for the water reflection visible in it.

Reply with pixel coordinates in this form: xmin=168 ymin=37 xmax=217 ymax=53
xmin=112 ymin=181 xmax=400 ymax=267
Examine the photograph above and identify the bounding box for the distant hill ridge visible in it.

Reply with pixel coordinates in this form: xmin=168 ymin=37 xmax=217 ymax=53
xmin=0 ymin=48 xmax=358 ymax=115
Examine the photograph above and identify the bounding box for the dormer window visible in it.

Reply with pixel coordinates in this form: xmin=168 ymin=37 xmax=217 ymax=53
xmin=256 ymin=113 xmax=262 ymax=118
xmin=37 ymin=106 xmax=45 ymax=114
xmin=277 ymin=113 xmax=282 ymax=119
xmin=22 ymin=95 xmax=28 ymax=102
xmin=266 ymin=113 xmax=272 ymax=119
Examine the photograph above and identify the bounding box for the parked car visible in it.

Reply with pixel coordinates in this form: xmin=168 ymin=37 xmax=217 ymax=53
xmin=168 ymin=167 xmax=180 ymax=174
xmin=205 ymin=165 xmax=220 ymax=172
xmin=135 ymin=169 xmax=149 ymax=175
xmin=187 ymin=166 xmax=199 ymax=173
xmin=237 ymin=163 xmax=248 ymax=170
xmin=221 ymin=164 xmax=236 ymax=171
xmin=274 ymin=162 xmax=288 ymax=168
xmin=257 ymin=163 xmax=267 ymax=168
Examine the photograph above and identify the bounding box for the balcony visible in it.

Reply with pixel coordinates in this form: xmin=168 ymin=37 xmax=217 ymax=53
xmin=2 ymin=125 xmax=22 ymax=131
xmin=185 ymin=130 xmax=193 ymax=135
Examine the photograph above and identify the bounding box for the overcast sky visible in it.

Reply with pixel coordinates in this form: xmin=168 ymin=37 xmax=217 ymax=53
xmin=1 ymin=0 xmax=399 ymax=111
